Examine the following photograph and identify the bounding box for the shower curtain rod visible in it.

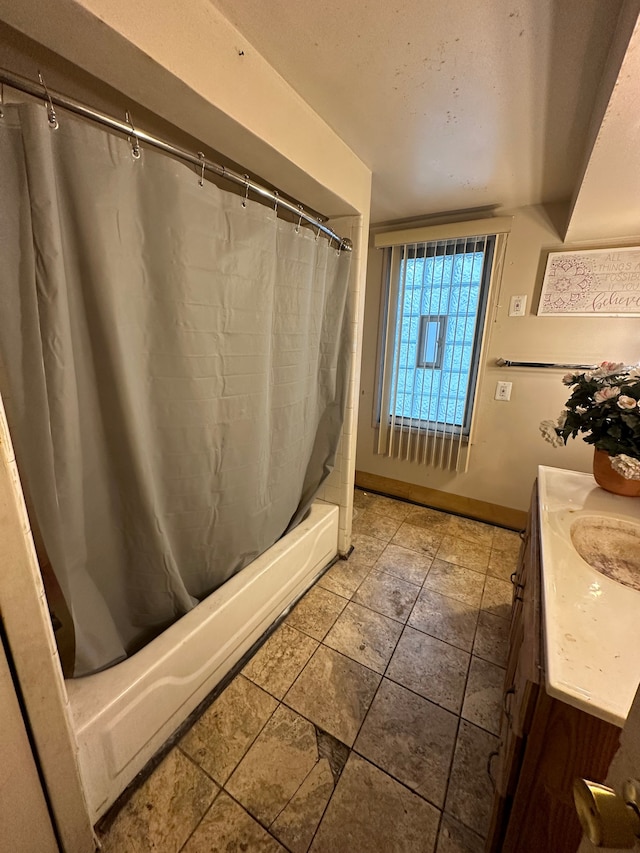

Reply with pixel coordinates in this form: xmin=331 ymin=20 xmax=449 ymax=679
xmin=0 ymin=67 xmax=353 ymax=252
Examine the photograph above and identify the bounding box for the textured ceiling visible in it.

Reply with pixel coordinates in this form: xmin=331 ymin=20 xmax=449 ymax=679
xmin=209 ymin=0 xmax=623 ymax=224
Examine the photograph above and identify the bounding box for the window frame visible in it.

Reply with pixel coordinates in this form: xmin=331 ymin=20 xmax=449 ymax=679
xmin=377 ymin=236 xmax=495 ymax=436
xmin=372 ymin=217 xmax=511 ymax=469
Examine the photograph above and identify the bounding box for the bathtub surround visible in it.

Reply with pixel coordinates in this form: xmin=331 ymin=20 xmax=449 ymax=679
xmin=97 ymin=489 xmax=517 ymax=852
xmin=0 ymin=101 xmax=351 ymax=676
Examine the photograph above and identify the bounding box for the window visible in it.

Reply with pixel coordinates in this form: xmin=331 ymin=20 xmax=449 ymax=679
xmin=374 ymin=218 xmax=510 ymax=470
xmin=416 ymin=314 xmax=447 ymax=369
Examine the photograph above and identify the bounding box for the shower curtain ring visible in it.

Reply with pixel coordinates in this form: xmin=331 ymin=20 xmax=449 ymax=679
xmin=197 ymin=152 xmax=206 ymax=187
xmin=125 ymin=111 xmax=141 ymax=159
xmin=295 ymin=204 xmax=304 ymax=234
xmin=0 ymin=82 xmax=4 ymax=120
xmin=38 ymin=72 xmax=58 ymax=129
xmin=273 ymin=190 xmax=279 ymax=214
xmin=242 ymin=175 xmax=250 ymax=207
xmin=314 ymin=219 xmax=322 ymax=241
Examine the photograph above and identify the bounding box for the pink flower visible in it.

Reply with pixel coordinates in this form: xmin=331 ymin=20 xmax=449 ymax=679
xmin=617 ymin=395 xmax=637 ymax=410
xmin=593 ymin=361 xmax=625 ymax=378
xmin=594 ymin=386 xmax=621 ymax=403
xmin=562 ymin=373 xmax=576 ymax=386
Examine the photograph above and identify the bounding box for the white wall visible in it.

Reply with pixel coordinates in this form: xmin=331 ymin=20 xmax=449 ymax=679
xmin=357 ymin=204 xmax=640 ymax=514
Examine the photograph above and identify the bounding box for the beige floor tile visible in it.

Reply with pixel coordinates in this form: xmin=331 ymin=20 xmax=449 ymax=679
xmin=436 ymin=813 xmax=485 ymax=853
xmin=243 ymin=624 xmax=319 ymax=699
xmin=436 ymin=536 xmax=491 ymax=573
xmin=423 ymin=559 xmax=486 ymax=608
xmin=481 ymin=576 xmax=513 ymax=620
xmin=351 ymin=508 xmax=402 ymax=542
xmin=286 ymin=585 xmax=347 ymax=640
xmin=310 ymin=754 xmax=440 ymax=853
xmin=182 ymin=791 xmax=286 ymax=853
xmin=404 ymin=505 xmax=452 ymax=533
xmin=445 ymin=720 xmax=499 ymax=838
xmin=270 ymin=743 xmax=343 ymax=853
xmin=353 ymin=489 xmax=376 ymax=510
xmin=355 ymin=679 xmax=457 ymax=807
xmin=316 ymin=559 xmax=370 ymax=598
xmin=492 ymin=527 xmax=522 ymax=556
xmin=391 ymin=522 xmax=443 ymax=557
xmin=387 ymin=627 xmax=470 ymax=713
xmin=461 ymin=656 xmax=505 ymax=735
xmin=284 ymin=645 xmax=380 ymax=746
xmin=350 ymin=532 xmax=387 ymax=566
xmin=353 ymin=570 xmax=420 ymax=622
xmin=487 ymin=548 xmax=518 ymax=582
xmin=180 ymin=675 xmax=277 ymax=785
xmin=447 ymin=516 xmax=495 ymax=547
xmin=408 ymin=588 xmax=479 ymax=652
xmin=226 ymin=705 xmax=345 ymax=831
xmin=98 ymin=748 xmax=217 ymax=853
xmin=375 ymin=543 xmax=433 ymax=586
xmin=473 ymin=611 xmax=510 ymax=667
xmin=323 ymin=601 xmax=403 ymax=673
xmin=367 ymin=493 xmax=413 ymax=522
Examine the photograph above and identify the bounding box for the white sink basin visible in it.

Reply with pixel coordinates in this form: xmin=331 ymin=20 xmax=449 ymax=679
xmin=538 ymin=465 xmax=640 ymax=726
xmin=570 ymin=516 xmax=640 ymax=592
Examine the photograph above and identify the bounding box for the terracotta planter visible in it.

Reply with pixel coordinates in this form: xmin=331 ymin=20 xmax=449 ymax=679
xmin=593 ymin=450 xmax=640 ymax=497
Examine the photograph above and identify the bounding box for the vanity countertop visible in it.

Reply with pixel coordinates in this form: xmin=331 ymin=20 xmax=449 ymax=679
xmin=538 ymin=465 xmax=640 ymax=727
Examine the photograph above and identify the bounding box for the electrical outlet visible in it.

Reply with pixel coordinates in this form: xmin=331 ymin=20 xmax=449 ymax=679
xmin=509 ymin=295 xmax=527 ymax=317
xmin=495 ymin=381 xmax=512 ymax=401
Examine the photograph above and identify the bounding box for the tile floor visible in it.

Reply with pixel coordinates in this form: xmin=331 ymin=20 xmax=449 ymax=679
xmin=97 ymin=490 xmax=522 ymax=853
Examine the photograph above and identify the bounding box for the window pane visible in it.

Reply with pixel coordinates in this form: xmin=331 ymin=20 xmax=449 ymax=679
xmin=389 ymin=239 xmax=492 ymax=429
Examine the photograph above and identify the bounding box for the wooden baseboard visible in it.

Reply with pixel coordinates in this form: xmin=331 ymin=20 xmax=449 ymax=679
xmin=355 ymin=470 xmax=527 ymax=530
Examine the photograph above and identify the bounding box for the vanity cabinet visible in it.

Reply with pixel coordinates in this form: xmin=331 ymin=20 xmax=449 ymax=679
xmin=485 ymin=483 xmax=621 ymax=853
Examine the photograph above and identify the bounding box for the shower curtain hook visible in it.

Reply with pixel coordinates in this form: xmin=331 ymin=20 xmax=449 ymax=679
xmin=273 ymin=190 xmax=279 ymax=214
xmin=0 ymin=82 xmax=4 ymax=119
xmin=38 ymin=72 xmax=58 ymax=129
xmin=295 ymin=204 xmax=304 ymax=234
xmin=197 ymin=152 xmax=206 ymax=187
xmin=314 ymin=219 xmax=322 ymax=241
xmin=125 ymin=111 xmax=141 ymax=160
xmin=242 ymin=175 xmax=250 ymax=207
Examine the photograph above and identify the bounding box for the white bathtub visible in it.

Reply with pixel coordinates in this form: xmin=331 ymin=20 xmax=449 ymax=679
xmin=66 ymin=501 xmax=339 ymax=822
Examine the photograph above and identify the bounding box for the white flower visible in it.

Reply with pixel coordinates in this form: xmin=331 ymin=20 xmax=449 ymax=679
xmin=594 ymin=386 xmax=621 ymax=403
xmin=562 ymin=372 xmax=576 ymax=386
xmin=539 ymin=420 xmax=565 ymax=448
xmin=610 ymin=454 xmax=640 ymax=480
xmin=617 ymin=395 xmax=637 ymax=410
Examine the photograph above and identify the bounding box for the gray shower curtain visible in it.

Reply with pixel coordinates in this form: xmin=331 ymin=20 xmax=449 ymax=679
xmin=0 ymin=102 xmax=351 ymax=677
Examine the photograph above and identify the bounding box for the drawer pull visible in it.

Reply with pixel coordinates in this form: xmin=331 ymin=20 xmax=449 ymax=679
xmin=504 ymin=686 xmax=515 ymax=725
xmin=487 ymin=748 xmax=500 ymax=791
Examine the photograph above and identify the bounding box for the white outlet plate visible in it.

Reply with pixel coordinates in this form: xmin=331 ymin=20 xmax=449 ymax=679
xmin=509 ymin=295 xmax=527 ymax=316
xmin=495 ymin=381 xmax=512 ymax=401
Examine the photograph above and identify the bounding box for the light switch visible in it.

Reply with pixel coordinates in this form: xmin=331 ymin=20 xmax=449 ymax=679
xmin=509 ymin=295 xmax=527 ymax=317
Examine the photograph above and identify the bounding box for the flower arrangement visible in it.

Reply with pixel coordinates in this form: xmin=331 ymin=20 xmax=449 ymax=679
xmin=540 ymin=362 xmax=640 ymax=480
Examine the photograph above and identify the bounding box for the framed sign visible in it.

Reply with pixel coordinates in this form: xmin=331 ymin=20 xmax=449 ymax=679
xmin=538 ymin=246 xmax=640 ymax=316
